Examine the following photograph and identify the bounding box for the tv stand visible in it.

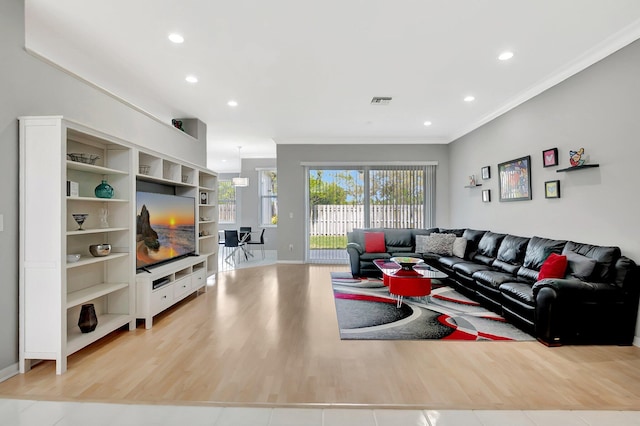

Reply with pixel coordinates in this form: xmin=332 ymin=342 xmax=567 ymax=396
xmin=136 ymin=253 xmax=208 ymax=329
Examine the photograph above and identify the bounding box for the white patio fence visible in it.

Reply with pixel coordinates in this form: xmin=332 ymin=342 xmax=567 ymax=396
xmin=309 ymin=204 xmax=424 ymax=237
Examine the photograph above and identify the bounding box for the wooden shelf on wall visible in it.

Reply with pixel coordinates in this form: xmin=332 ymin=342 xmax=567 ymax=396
xmin=557 ymin=164 xmax=600 ymax=172
xmin=464 ymin=184 xmax=482 ymax=188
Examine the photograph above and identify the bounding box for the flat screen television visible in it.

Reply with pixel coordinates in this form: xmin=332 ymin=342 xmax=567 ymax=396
xmin=136 ymin=191 xmax=196 ymax=270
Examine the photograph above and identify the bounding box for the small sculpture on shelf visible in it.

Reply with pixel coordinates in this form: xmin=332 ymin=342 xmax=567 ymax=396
xmin=72 ymin=213 xmax=88 ymax=231
xmin=99 ymin=208 xmax=109 ymax=228
xmin=469 ymin=175 xmax=477 ymax=186
xmin=569 ymin=148 xmax=585 ymax=167
xmin=78 ymin=303 xmax=98 ymax=333
xmin=94 ymin=180 xmax=114 ymax=199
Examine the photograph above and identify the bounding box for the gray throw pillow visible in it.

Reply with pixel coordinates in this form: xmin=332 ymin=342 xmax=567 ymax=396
xmin=423 ymin=233 xmax=457 ymax=256
xmin=415 ymin=235 xmax=429 ymax=253
xmin=565 ymin=251 xmax=597 ymax=280
xmin=452 ymin=237 xmax=467 ymax=258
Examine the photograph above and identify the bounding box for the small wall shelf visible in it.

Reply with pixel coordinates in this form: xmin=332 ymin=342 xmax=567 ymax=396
xmin=464 ymin=184 xmax=482 ymax=188
xmin=557 ymin=164 xmax=600 ymax=172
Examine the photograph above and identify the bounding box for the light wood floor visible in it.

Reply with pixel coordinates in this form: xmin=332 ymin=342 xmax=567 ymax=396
xmin=2 ymin=263 xmax=640 ymax=410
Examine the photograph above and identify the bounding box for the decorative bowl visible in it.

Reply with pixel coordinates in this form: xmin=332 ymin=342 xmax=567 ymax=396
xmin=67 ymin=153 xmax=100 ymax=165
xmin=89 ymin=244 xmax=111 ymax=257
xmin=390 ymin=256 xmax=424 ymax=270
xmin=66 ymin=253 xmax=81 ymax=263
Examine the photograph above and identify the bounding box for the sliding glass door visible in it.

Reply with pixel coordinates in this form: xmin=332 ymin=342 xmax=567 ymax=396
xmin=306 ymin=164 xmax=435 ymax=263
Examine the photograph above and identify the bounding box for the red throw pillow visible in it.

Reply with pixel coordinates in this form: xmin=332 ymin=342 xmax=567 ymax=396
xmin=538 ymin=253 xmax=568 ymax=280
xmin=364 ymin=232 xmax=386 ymax=253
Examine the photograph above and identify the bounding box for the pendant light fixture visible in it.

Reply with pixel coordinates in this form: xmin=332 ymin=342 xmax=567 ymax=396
xmin=232 ymin=146 xmax=249 ymax=187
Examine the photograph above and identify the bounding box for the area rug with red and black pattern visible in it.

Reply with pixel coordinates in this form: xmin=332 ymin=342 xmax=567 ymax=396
xmin=331 ymin=272 xmax=534 ymax=341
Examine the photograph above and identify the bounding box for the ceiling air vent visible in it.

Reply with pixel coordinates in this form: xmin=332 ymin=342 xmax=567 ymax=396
xmin=370 ymin=96 xmax=392 ymax=105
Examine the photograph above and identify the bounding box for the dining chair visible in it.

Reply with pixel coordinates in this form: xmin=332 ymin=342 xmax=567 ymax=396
xmin=239 ymin=226 xmax=252 ymax=243
xmin=223 ymin=230 xmax=245 ymax=265
xmin=246 ymin=228 xmax=266 ymax=259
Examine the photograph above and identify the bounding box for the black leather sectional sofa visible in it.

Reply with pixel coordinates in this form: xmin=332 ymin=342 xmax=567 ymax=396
xmin=346 ymin=227 xmax=640 ymax=345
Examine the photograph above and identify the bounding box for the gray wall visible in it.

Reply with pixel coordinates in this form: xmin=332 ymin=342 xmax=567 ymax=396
xmin=218 ymin=158 xmax=278 ymax=250
xmin=0 ymin=0 xmax=207 ymax=375
xmin=276 ymin=144 xmax=450 ymax=262
xmin=448 ymin=39 xmax=640 ymax=338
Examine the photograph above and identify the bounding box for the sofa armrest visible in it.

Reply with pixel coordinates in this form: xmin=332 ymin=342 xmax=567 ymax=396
xmin=532 ymin=277 xmax=620 ymax=300
xmin=347 ymin=242 xmax=364 ymax=255
xmin=346 ymin=242 xmax=364 ymax=277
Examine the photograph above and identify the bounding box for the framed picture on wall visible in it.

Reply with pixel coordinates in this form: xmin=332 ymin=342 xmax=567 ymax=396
xmin=481 ymin=166 xmax=491 ymax=180
xmin=200 ymin=191 xmax=208 ymax=205
xmin=542 ymin=148 xmax=558 ymax=167
xmin=545 ymin=180 xmax=561 ymax=198
xmin=482 ymin=189 xmax=491 ymax=202
xmin=498 ymin=155 xmax=532 ymax=202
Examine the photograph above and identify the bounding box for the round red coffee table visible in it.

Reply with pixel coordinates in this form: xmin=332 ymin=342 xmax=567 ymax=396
xmin=373 ymin=258 xmax=447 ymax=307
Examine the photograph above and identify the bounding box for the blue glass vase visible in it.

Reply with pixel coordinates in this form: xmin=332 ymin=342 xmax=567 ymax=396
xmin=94 ymin=180 xmax=114 ymax=199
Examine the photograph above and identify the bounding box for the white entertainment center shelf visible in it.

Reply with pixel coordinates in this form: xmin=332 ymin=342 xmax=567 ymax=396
xmin=19 ymin=116 xmax=218 ymax=375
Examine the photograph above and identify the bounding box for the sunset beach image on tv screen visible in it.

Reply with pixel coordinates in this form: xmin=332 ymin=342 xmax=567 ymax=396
xmin=136 ymin=191 xmax=196 ymax=268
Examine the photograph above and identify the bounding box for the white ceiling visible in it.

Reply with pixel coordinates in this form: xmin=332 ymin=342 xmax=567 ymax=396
xmin=25 ymin=1 xmax=640 ymax=172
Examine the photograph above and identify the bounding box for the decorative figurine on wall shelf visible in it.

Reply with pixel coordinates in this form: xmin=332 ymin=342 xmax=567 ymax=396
xmin=569 ymin=148 xmax=585 ymax=167
xmin=469 ymin=175 xmax=476 ymax=186
xmin=171 ymin=119 xmax=185 ymax=132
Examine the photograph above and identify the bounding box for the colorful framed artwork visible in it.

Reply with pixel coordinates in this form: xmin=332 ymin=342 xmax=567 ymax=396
xmin=498 ymin=155 xmax=532 ymax=202
xmin=542 ymin=148 xmax=558 ymax=167
xmin=482 ymin=189 xmax=491 ymax=202
xmin=481 ymin=166 xmax=491 ymax=180
xmin=545 ymin=180 xmax=561 ymax=199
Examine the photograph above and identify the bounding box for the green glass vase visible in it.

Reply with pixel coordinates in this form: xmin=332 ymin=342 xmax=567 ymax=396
xmin=94 ymin=180 xmax=114 ymax=199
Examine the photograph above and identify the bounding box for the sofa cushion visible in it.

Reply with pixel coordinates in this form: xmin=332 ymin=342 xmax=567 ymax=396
xmin=453 ymin=262 xmax=492 ymax=278
xmin=452 ymin=237 xmax=467 ymax=258
xmin=438 ymin=228 xmax=466 ymax=237
xmin=538 ymin=253 xmax=568 ymax=280
xmin=563 ymin=241 xmax=621 ymax=282
xmin=412 ymin=228 xmax=439 ymax=239
xmin=384 ymin=228 xmax=413 ymax=249
xmin=423 ymin=233 xmax=457 ymax=255
xmin=438 ymin=256 xmax=469 ymax=269
xmin=564 ymin=251 xmax=596 ymax=280
xmin=364 ymin=232 xmax=386 ymax=253
xmin=496 ymin=235 xmax=530 ymax=264
xmin=500 ymin=282 xmax=535 ymax=306
xmin=359 ymin=252 xmax=391 ymax=261
xmin=477 ymin=232 xmax=506 ymax=258
xmin=462 ymin=229 xmax=487 ymax=259
xmin=473 ymin=269 xmax=519 ymax=290
xmin=523 ymin=236 xmax=567 ymax=271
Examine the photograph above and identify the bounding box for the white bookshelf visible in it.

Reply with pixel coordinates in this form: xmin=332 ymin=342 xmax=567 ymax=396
xmin=19 ymin=116 xmax=218 ymax=375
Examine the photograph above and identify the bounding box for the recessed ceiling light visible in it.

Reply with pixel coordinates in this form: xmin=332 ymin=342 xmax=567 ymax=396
xmin=464 ymin=95 xmax=475 ymax=102
xmin=498 ymin=51 xmax=514 ymax=61
xmin=168 ymin=33 xmax=184 ymax=44
xmin=185 ymin=75 xmax=198 ymax=83
xmin=423 ymin=121 xmax=432 ymax=126
xmin=227 ymin=100 xmax=238 ymax=107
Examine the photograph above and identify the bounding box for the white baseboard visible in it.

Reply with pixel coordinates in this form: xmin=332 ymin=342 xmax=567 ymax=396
xmin=0 ymin=363 xmax=19 ymax=383
xmin=277 ymin=260 xmax=305 ymax=264
xmin=633 ymin=336 xmax=640 ymax=347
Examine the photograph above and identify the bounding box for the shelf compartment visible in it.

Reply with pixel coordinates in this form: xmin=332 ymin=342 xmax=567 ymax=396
xmin=66 ymin=160 xmax=128 ymax=175
xmin=66 ymin=196 xmax=128 ymax=203
xmin=66 ymin=252 xmax=128 ymax=268
xmin=66 ymin=282 xmax=128 ymax=309
xmin=136 ymin=173 xmax=196 ymax=188
xmin=67 ymin=227 xmax=129 ymax=236
xmin=66 ymin=313 xmax=131 ymax=355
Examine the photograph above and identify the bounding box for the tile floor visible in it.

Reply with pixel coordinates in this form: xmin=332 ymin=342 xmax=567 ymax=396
xmin=0 ymin=399 xmax=639 ymax=426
